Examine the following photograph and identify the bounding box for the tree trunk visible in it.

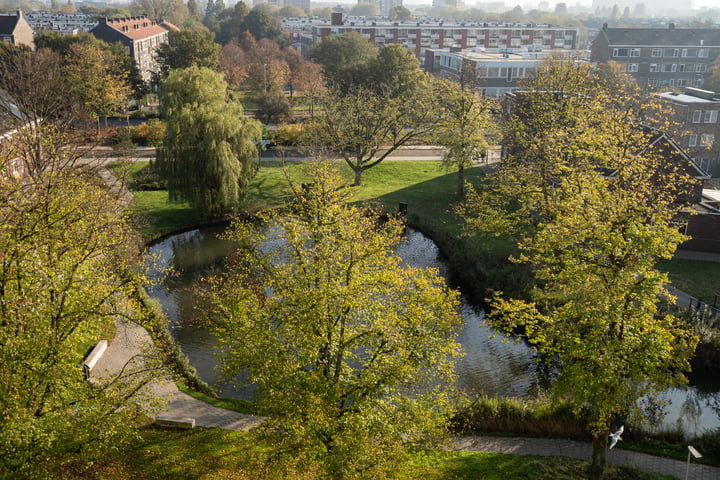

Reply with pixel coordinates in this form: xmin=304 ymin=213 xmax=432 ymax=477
xmin=457 ymin=163 xmax=465 ymax=197
xmin=589 ymin=434 xmax=607 ymax=480
xmin=353 ymin=168 xmax=362 ymax=186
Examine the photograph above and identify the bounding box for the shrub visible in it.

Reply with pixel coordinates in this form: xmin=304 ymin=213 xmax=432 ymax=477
xmin=276 ymin=123 xmax=303 ymax=145
xmin=451 ymin=395 xmax=588 ymax=437
xmin=133 ymin=164 xmax=165 ymax=191
xmin=130 ymin=119 xmax=166 ymax=147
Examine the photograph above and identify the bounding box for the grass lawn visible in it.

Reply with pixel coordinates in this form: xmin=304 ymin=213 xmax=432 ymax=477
xmin=657 ymin=258 xmax=720 ymax=302
xmin=60 ymin=427 xmax=675 ymax=480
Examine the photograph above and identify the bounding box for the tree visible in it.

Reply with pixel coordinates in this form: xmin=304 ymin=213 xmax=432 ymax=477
xmin=485 ymin=163 xmax=696 ymax=480
xmin=349 ymin=1 xmax=380 ymax=16
xmin=156 ymin=66 xmax=262 ymax=216
xmin=255 ymin=88 xmax=291 ymax=123
xmin=435 ymin=80 xmax=497 ymax=196
xmin=0 ymin=48 xmax=82 ymax=179
xmin=243 ymin=8 xmax=285 ymax=45
xmin=309 ymin=32 xmax=376 ymax=84
xmin=306 ymin=85 xmax=438 ymax=186
xmin=203 ymin=160 xmax=461 ymax=479
xmin=0 ymin=159 xmax=158 ymax=479
xmin=279 ymin=4 xmax=305 ymax=16
xmin=461 ymin=56 xmax=699 ymax=480
xmin=188 ymin=0 xmax=200 ymax=20
xmin=216 ymin=1 xmax=249 ymax=45
xmin=706 ymin=56 xmax=720 ymax=92
xmin=554 ymin=2 xmax=567 ymax=15
xmin=131 ymin=0 xmax=188 ymax=24
xmin=220 ymin=41 xmax=247 ymax=88
xmin=154 ymin=28 xmax=221 ymax=79
xmin=388 ymin=5 xmax=411 ymax=21
xmin=64 ymin=42 xmax=131 ymax=133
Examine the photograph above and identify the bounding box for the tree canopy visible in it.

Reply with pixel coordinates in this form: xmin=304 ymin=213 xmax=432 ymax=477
xmin=156 ymin=65 xmax=262 ymax=216
xmin=203 ymin=160 xmax=461 ymax=479
xmin=461 ymin=55 xmax=699 ymax=480
xmin=0 ymin=157 xmax=158 ymax=479
xmin=154 ymin=28 xmax=221 ymax=80
xmin=309 ymin=32 xmax=376 ymax=85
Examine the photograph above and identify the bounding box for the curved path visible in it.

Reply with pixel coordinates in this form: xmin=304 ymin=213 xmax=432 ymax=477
xmin=88 ymin=154 xmax=720 ymax=479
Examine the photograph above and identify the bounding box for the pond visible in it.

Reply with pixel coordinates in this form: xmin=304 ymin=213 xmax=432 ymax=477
xmin=145 ymin=224 xmax=720 ymax=439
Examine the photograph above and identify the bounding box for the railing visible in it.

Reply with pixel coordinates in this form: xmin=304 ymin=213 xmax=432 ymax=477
xmin=688 ymin=293 xmax=720 ymax=328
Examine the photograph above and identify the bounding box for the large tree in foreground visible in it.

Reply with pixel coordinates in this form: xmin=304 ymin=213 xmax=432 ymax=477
xmin=462 ymin=56 xmax=698 ymax=480
xmin=203 ymin=161 xmax=462 ymax=479
xmin=156 ymin=65 xmax=261 ymax=217
xmin=0 ymin=163 xmax=158 ymax=479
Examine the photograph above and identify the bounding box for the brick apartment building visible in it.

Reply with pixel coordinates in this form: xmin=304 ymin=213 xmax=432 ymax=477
xmin=591 ymin=23 xmax=720 ymax=90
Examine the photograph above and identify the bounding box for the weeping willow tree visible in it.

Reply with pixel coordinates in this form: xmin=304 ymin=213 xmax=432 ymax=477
xmin=157 ymin=65 xmax=261 ymax=217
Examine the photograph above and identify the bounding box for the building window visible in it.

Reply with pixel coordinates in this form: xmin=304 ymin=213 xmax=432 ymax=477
xmin=652 ymin=48 xmax=662 ymax=57
xmin=693 ymin=111 xmax=702 ymax=123
xmin=679 ymin=64 xmax=685 ymax=72
xmin=669 ymin=79 xmax=675 ymax=86
xmin=613 ymin=48 xmax=629 ymax=57
xmin=689 ymin=135 xmax=698 ymax=147
xmin=698 ymin=48 xmax=709 ymax=58
xmin=650 ymin=63 xmax=658 ymax=72
xmin=630 ymin=48 xmax=640 ymax=57
xmin=626 ymin=63 xmax=639 ymax=72
xmin=696 ymin=64 xmax=707 ymax=72
xmin=678 ymin=79 xmax=686 ymax=87
xmin=682 ymin=48 xmax=687 ymax=57
xmin=705 ymin=110 xmax=718 ymax=123
xmin=671 ymin=64 xmax=677 ymax=72
xmin=700 ymin=134 xmax=714 ymax=147
xmin=693 ymin=158 xmax=710 ymax=173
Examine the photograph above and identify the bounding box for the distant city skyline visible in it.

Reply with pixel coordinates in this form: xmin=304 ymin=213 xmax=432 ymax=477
xmin=374 ymin=0 xmax=718 ymax=9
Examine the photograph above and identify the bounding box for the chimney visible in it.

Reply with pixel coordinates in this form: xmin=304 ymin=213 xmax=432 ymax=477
xmin=331 ymin=12 xmax=343 ymax=26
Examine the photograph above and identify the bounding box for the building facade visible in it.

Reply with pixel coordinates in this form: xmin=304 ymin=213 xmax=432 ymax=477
xmin=425 ymin=48 xmax=585 ymax=97
xmin=656 ymin=87 xmax=720 ymax=177
xmin=0 ymin=10 xmax=34 ymax=50
xmin=90 ymin=16 xmax=177 ymax=83
xmin=591 ymin=23 xmax=720 ymax=90
xmin=286 ymin=16 xmax=579 ymax=66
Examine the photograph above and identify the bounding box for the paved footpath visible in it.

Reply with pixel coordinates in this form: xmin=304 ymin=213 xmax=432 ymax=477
xmin=88 ymin=155 xmax=720 ymax=479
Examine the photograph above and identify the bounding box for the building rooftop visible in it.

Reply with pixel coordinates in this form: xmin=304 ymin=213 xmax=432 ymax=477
xmin=599 ymin=25 xmax=720 ymax=47
xmin=657 ymin=88 xmax=720 ymax=104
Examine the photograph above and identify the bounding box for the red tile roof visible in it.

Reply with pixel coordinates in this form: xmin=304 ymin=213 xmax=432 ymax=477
xmin=104 ymin=16 xmax=168 ymax=40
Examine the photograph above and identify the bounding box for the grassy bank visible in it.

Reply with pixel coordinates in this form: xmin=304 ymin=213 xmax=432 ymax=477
xmin=59 ymin=426 xmax=676 ymax=480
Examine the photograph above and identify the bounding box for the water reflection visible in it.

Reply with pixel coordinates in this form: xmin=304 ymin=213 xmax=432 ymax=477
xmin=145 ymin=226 xmax=720 ymax=438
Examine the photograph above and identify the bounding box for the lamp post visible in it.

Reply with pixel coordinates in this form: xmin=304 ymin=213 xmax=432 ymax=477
xmin=685 ymin=445 xmax=702 ymax=480
xmin=263 ymin=63 xmax=267 ymax=94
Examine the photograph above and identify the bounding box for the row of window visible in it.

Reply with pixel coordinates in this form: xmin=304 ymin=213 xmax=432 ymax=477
xmin=614 ymin=48 xmax=710 ymax=58
xmin=648 ymin=63 xmax=706 ymax=72
xmin=649 ymin=78 xmax=703 ymax=87
xmin=692 ymin=110 xmax=719 ymax=124
xmin=688 ymin=133 xmax=715 ymax=148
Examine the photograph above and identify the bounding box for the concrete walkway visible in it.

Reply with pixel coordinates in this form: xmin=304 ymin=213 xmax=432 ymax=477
xmin=452 ymin=436 xmax=719 ymax=479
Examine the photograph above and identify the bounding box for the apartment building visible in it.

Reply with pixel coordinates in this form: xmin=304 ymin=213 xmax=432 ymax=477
xmin=287 ymin=16 xmax=579 ymax=66
xmin=656 ymin=87 xmax=720 ymax=177
xmin=90 ymin=16 xmax=178 ymax=83
xmin=591 ymin=23 xmax=720 ymax=90
xmin=425 ymin=48 xmax=585 ymax=97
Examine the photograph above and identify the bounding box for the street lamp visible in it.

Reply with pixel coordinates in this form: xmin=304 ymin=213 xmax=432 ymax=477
xmin=685 ymin=445 xmax=702 ymax=480
xmin=263 ymin=63 xmax=267 ymax=94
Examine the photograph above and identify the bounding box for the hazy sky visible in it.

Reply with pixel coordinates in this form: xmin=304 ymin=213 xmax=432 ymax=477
xmin=397 ymin=0 xmax=719 ymax=8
